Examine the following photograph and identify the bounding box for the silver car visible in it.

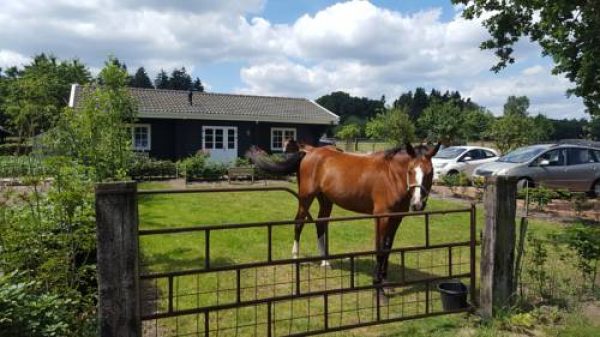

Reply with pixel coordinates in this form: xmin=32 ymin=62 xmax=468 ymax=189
xmin=473 ymin=143 xmax=600 ymax=196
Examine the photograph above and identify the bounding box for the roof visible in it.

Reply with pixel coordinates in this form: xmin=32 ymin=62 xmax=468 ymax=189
xmin=70 ymin=85 xmax=339 ymax=125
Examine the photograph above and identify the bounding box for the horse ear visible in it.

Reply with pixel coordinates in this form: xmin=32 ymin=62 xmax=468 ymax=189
xmin=425 ymin=142 xmax=442 ymax=159
xmin=405 ymin=142 xmax=416 ymax=158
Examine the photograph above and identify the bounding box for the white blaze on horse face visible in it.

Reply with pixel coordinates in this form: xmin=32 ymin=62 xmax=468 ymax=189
xmin=410 ymin=166 xmax=424 ymax=210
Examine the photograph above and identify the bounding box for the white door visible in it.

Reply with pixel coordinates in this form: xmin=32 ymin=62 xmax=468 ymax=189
xmin=202 ymin=126 xmax=237 ymax=163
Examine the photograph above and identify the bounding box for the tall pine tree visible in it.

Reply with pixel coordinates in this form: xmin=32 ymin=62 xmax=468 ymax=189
xmin=168 ymin=67 xmax=193 ymax=90
xmin=154 ymin=69 xmax=169 ymax=89
xmin=130 ymin=67 xmax=154 ymax=88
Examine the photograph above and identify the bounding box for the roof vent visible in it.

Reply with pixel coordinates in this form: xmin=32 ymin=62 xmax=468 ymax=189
xmin=188 ymin=90 xmax=193 ymax=106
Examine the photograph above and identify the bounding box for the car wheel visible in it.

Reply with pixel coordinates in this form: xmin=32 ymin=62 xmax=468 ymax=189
xmin=447 ymin=170 xmax=459 ymax=176
xmin=517 ymin=178 xmax=534 ymax=191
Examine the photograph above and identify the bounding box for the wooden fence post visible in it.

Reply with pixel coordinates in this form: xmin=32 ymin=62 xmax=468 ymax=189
xmin=95 ymin=182 xmax=141 ymax=337
xmin=480 ymin=176 xmax=517 ymax=318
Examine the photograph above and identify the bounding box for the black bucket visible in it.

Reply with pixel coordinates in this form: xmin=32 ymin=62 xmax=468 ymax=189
xmin=437 ymin=281 xmax=468 ymax=311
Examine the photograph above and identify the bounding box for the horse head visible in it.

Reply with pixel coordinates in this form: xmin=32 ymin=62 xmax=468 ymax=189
xmin=405 ymin=142 xmax=440 ymax=211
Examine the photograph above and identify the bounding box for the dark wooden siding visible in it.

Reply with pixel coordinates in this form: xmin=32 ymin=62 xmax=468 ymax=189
xmin=139 ymin=118 xmax=331 ymax=160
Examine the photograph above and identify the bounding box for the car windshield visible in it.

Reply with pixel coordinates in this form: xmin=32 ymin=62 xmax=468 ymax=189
xmin=434 ymin=147 xmax=465 ymax=159
xmin=498 ymin=146 xmax=548 ymax=163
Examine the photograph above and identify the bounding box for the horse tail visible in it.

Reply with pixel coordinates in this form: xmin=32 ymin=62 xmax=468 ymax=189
xmin=246 ymin=147 xmax=306 ymax=175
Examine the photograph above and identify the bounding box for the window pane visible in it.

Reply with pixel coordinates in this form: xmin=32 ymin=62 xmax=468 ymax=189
xmin=205 ymin=129 xmax=213 ymax=149
xmin=227 ymin=129 xmax=235 ymax=149
xmin=567 ymin=148 xmax=595 ymax=165
xmin=272 ymin=130 xmax=283 ymax=149
xmin=134 ymin=126 xmax=148 ymax=149
xmin=215 ymin=129 xmax=223 ymax=149
xmin=539 ymin=149 xmax=565 ymax=166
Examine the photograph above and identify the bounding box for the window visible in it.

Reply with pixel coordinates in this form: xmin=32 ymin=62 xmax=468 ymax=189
xmin=130 ymin=124 xmax=151 ymax=151
xmin=567 ymin=148 xmax=598 ymax=165
xmin=538 ymin=149 xmax=565 ymax=166
xmin=484 ymin=150 xmax=497 ymax=158
xmin=271 ymin=128 xmax=296 ymax=151
xmin=203 ymin=127 xmax=237 ymax=150
xmin=462 ymin=149 xmax=485 ymax=161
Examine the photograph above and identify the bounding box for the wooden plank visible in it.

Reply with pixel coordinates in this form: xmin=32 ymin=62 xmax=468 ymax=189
xmin=95 ymin=182 xmax=141 ymax=337
xmin=480 ymin=176 xmax=517 ymax=318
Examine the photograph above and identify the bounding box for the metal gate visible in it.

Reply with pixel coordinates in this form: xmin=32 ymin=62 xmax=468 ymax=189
xmin=136 ymin=187 xmax=477 ymax=337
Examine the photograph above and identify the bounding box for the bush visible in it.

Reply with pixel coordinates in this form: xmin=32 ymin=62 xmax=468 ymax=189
xmin=519 ymin=186 xmax=556 ymax=210
xmin=0 ymin=272 xmax=87 ymax=337
xmin=179 ymin=153 xmax=227 ymax=181
xmin=129 ymin=155 xmax=177 ymax=180
xmin=0 ymin=143 xmax=32 ymax=156
xmin=440 ymin=172 xmax=470 ymax=187
xmin=0 ymin=156 xmax=46 ymax=178
xmin=0 ymin=160 xmax=97 ymax=336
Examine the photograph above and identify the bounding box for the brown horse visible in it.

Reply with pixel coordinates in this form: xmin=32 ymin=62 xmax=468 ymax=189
xmin=247 ymin=142 xmax=440 ymax=289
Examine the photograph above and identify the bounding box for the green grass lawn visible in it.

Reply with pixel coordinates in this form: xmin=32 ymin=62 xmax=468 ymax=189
xmin=137 ymin=181 xmax=595 ymax=337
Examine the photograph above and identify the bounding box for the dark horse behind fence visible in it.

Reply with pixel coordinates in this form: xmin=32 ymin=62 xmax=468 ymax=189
xmin=247 ymin=142 xmax=440 ymax=298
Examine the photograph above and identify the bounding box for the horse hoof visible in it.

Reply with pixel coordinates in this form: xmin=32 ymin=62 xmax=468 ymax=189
xmin=320 ymin=260 xmax=331 ymax=267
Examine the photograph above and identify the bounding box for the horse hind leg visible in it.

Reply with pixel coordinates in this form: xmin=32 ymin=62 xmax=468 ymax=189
xmin=292 ymin=196 xmax=314 ymax=259
xmin=316 ymin=194 xmax=333 ymax=267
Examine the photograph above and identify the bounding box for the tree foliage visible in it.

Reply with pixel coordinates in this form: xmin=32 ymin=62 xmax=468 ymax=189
xmin=316 ymin=91 xmax=385 ymax=123
xmin=453 ymin=0 xmax=600 ymax=116
xmin=393 ymin=88 xmax=480 ymax=123
xmin=46 ymin=57 xmax=137 ymax=181
xmin=417 ymin=100 xmax=468 ymax=145
xmin=129 ymin=67 xmax=154 ymax=88
xmin=335 ymin=123 xmax=362 ymax=141
xmin=0 ymin=54 xmax=91 ymax=144
xmin=486 ymin=96 xmax=553 ymax=153
xmin=365 ymin=107 xmax=416 ymax=146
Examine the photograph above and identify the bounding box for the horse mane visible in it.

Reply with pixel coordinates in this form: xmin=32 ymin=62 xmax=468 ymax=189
xmin=383 ymin=144 xmax=432 ymax=159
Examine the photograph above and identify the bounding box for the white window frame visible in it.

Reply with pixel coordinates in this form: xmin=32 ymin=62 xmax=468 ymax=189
xmin=130 ymin=124 xmax=151 ymax=151
xmin=202 ymin=126 xmax=238 ymax=151
xmin=271 ymin=127 xmax=297 ymax=151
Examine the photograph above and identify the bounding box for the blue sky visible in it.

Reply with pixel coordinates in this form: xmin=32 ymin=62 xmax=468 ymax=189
xmin=0 ymin=0 xmax=586 ymax=119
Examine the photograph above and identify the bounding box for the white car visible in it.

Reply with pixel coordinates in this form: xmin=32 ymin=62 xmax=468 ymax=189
xmin=432 ymin=146 xmax=500 ymax=180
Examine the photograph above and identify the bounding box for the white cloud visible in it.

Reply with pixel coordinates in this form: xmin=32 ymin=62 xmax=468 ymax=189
xmin=0 ymin=0 xmax=587 ymax=119
xmin=0 ymin=50 xmax=30 ymax=69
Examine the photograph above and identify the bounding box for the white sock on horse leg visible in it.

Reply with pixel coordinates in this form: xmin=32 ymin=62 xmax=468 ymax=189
xmin=318 ymin=235 xmax=330 ymax=267
xmin=292 ymin=240 xmax=299 ymax=259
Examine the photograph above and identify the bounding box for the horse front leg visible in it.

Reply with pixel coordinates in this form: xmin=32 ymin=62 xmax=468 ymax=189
xmin=292 ymin=197 xmax=314 ymax=259
xmin=381 ymin=216 xmax=402 ymax=284
xmin=316 ymin=195 xmax=333 ymax=267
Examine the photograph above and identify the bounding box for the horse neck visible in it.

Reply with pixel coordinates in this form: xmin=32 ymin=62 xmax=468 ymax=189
xmin=386 ymin=156 xmax=411 ymax=192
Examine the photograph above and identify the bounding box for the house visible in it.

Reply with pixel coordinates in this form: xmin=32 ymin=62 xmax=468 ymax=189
xmin=68 ymin=85 xmax=338 ymax=162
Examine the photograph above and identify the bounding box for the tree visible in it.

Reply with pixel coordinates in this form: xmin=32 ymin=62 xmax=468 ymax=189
xmin=335 ymin=123 xmax=362 ymax=149
xmin=130 ymin=67 xmax=154 ymax=88
xmin=417 ymin=100 xmax=466 ymax=145
xmin=452 ymin=0 xmax=600 ymax=116
xmin=504 ymin=96 xmax=530 ymax=117
xmin=486 ymin=96 xmax=550 ymax=153
xmin=487 ymin=114 xmax=535 ymax=154
xmin=316 ymin=91 xmax=385 ymax=123
xmin=365 ymin=107 xmax=416 ymax=146
xmin=154 ymin=69 xmax=169 ymax=89
xmin=531 ymin=114 xmax=554 ymax=142
xmin=1 ymin=54 xmax=91 ymax=147
xmin=47 ymin=56 xmax=137 ymax=181
xmin=192 ymin=77 xmax=204 ymax=92
xmin=463 ymin=107 xmax=495 ymax=141
xmin=168 ymin=67 xmax=192 ymax=90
